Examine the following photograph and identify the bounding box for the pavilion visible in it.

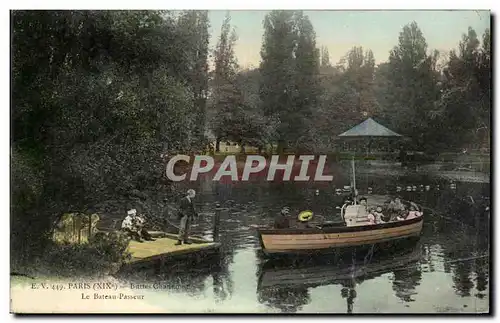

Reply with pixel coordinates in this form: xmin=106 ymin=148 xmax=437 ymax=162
xmin=337 ymin=118 xmax=404 ymax=153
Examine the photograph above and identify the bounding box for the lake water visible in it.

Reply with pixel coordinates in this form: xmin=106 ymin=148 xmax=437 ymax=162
xmin=119 ymin=171 xmax=490 ymax=313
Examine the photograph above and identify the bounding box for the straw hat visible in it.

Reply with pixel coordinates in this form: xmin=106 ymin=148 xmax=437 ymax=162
xmin=298 ymin=210 xmax=314 ymax=222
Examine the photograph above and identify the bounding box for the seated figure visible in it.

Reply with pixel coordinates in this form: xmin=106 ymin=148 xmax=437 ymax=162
xmin=374 ymin=206 xmax=390 ymax=223
xmin=388 ymin=197 xmax=406 ymax=220
xmin=121 ymin=209 xmax=155 ymax=243
xmin=274 ymin=207 xmax=291 ymax=229
xmin=398 ymin=202 xmax=422 ymax=220
xmin=367 ymin=208 xmax=377 ymax=224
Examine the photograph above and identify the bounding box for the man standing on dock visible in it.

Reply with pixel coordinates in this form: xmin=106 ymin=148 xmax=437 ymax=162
xmin=175 ymin=189 xmax=198 ymax=245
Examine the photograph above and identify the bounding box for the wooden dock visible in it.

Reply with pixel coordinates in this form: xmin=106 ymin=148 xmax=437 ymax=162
xmin=120 ymin=232 xmax=221 ymax=272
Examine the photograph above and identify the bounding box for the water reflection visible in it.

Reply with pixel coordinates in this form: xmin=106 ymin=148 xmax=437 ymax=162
xmin=391 ymin=261 xmax=422 ymax=303
xmin=211 ymin=256 xmax=234 ymax=303
xmin=258 ymin=285 xmax=311 ymax=313
xmin=257 ymin=245 xmax=423 ymax=313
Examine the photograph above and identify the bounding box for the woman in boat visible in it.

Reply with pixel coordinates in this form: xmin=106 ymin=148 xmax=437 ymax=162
xmin=359 ymin=197 xmax=369 ymax=219
xmin=373 ymin=207 xmax=386 ymax=223
xmin=388 ymin=197 xmax=406 ymax=220
xmin=397 ymin=202 xmax=422 ymax=221
xmin=367 ymin=208 xmax=377 ymax=225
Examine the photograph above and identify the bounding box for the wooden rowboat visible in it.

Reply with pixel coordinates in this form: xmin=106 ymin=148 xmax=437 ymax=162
xmin=257 ymin=154 xmax=424 ymax=256
xmin=257 ymin=204 xmax=423 ymax=256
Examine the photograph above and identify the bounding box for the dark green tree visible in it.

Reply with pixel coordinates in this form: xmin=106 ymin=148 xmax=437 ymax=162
xmin=177 ymin=10 xmax=210 ymax=148
xmin=380 ymin=21 xmax=440 ymax=151
xmin=11 ymin=10 xmax=208 ymax=264
xmin=320 ymin=46 xmax=331 ymax=68
xmin=259 ymin=10 xmax=297 ymax=153
xmin=292 ymin=12 xmax=320 ymax=151
xmin=432 ymin=27 xmax=490 ymax=150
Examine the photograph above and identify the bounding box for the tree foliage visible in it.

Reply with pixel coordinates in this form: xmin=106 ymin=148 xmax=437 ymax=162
xmin=259 ymin=11 xmax=321 ymax=152
xmin=432 ymin=27 xmax=491 ymax=149
xmin=11 ymin=10 xmax=210 ymax=258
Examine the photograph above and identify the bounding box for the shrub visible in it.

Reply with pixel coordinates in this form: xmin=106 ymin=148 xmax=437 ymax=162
xmin=34 ymin=231 xmax=131 ymax=277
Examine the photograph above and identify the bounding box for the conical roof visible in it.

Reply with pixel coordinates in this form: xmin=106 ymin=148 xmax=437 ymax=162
xmin=338 ymin=118 xmax=402 ymax=137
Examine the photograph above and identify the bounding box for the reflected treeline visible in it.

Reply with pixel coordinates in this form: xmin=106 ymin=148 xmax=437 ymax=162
xmin=211 ymin=255 xmax=235 ymax=303
xmin=447 ymin=248 xmax=489 ymax=299
xmin=419 ymin=196 xmax=489 ymax=299
xmin=474 ymin=256 xmax=489 ymax=299
xmin=256 ymin=245 xmax=423 ymax=313
xmin=340 ymin=280 xmax=357 ymax=314
xmin=391 ymin=261 xmax=422 ymax=302
xmin=118 ymin=255 xmax=235 ymax=301
xmin=258 ymin=285 xmax=311 ymax=313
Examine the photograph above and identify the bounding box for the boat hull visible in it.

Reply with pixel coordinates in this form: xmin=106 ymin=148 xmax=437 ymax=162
xmin=257 ymin=217 xmax=423 ymax=256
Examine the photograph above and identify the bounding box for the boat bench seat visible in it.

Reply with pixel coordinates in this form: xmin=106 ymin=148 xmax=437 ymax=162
xmin=344 ymin=205 xmax=370 ymax=226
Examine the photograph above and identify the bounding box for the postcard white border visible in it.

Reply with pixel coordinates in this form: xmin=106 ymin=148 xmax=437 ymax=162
xmin=2 ymin=0 xmax=496 ymax=322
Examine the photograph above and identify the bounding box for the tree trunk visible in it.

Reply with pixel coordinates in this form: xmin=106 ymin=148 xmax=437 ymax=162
xmin=277 ymin=139 xmax=286 ymax=155
xmin=215 ymin=138 xmax=220 ymax=152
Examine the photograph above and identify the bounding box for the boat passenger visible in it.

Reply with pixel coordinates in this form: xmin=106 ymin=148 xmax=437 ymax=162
xmin=388 ymin=197 xmax=405 ymax=211
xmin=343 ymin=196 xmax=354 ymax=206
xmin=367 ymin=208 xmax=377 ymax=225
xmin=388 ymin=197 xmax=406 ymax=220
xmin=274 ymin=207 xmax=291 ymax=229
xmin=333 ymin=188 xmax=345 ymax=211
xmin=359 ymin=197 xmax=367 ymax=210
xmin=394 ymin=197 xmax=406 ymax=210
xmin=374 ymin=207 xmax=386 ymax=223
xmin=405 ymin=202 xmax=422 ymax=220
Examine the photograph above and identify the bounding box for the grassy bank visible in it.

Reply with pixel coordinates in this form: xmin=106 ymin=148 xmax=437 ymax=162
xmin=11 ymin=232 xmax=130 ymax=278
